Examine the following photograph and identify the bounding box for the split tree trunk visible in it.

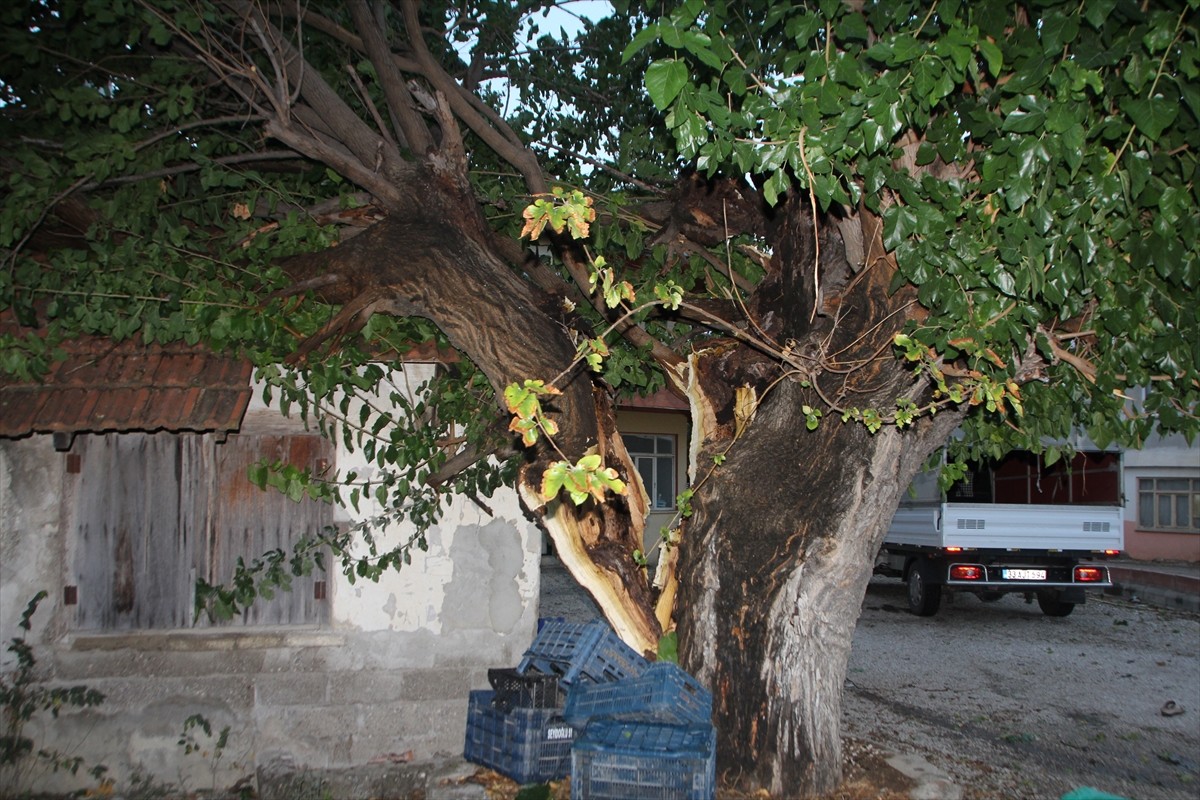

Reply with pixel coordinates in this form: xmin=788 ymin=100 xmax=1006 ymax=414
xmin=673 ymin=192 xmax=967 ymax=796
xmin=677 ymin=376 xmax=959 ymax=795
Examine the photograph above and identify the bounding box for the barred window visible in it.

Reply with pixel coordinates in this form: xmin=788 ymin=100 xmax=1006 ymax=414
xmin=624 ymin=434 xmax=676 ymax=510
xmin=1137 ymin=477 xmax=1200 ymax=533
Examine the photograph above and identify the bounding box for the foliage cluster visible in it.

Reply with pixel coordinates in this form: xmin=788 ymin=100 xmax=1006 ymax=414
xmin=630 ymin=0 xmax=1198 ymax=465
xmin=0 ymin=593 xmax=107 ymax=797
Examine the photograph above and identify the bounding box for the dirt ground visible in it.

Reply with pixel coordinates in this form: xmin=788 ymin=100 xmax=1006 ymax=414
xmin=452 ymin=737 xmax=918 ymax=800
xmin=526 ymin=562 xmax=1199 ymax=800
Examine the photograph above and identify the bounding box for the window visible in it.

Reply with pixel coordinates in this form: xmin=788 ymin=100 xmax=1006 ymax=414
xmin=1138 ymin=477 xmax=1200 ymax=533
xmin=624 ymin=434 xmax=676 ymax=510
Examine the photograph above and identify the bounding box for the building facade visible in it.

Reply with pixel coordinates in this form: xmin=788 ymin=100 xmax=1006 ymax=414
xmin=0 ymin=358 xmax=540 ymax=795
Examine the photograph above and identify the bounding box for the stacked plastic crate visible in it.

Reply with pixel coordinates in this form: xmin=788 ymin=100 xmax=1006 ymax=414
xmin=463 ymin=619 xmax=647 ymax=785
xmin=464 ymin=619 xmax=716 ymax=798
xmin=564 ymin=660 xmax=715 ymax=800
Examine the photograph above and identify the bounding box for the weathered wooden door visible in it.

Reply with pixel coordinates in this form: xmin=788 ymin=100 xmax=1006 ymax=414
xmin=69 ymin=432 xmax=332 ymax=630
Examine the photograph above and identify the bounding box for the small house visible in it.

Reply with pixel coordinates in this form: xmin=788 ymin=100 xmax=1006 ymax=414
xmin=0 ymin=333 xmax=541 ymax=794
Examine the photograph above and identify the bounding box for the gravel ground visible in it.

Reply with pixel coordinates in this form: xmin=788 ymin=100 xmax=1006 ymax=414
xmin=538 ymin=558 xmax=1200 ymax=800
xmin=845 ymin=578 xmax=1200 ymax=800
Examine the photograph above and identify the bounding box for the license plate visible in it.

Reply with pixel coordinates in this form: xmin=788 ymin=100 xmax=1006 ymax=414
xmin=1002 ymin=568 xmax=1046 ymax=581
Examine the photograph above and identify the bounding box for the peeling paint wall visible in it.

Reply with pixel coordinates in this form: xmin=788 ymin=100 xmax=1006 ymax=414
xmin=0 ymin=366 xmax=541 ymax=796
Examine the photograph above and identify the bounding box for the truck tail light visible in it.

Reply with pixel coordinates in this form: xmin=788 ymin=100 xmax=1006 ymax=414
xmin=950 ymin=564 xmax=983 ymax=581
xmin=1074 ymin=566 xmax=1105 ymax=583
xmin=1104 ymin=549 xmax=1120 ymax=556
xmin=945 ymin=546 xmax=963 ymax=553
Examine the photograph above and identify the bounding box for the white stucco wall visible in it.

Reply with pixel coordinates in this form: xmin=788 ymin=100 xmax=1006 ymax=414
xmin=0 ymin=365 xmax=541 ymax=796
xmin=296 ymin=363 xmax=538 ymax=637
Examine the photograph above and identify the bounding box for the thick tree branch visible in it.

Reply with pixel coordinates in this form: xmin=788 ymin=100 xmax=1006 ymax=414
xmin=139 ymin=1 xmax=412 ymax=208
xmin=348 ymin=0 xmax=433 ymax=155
xmin=259 ymin=23 xmax=390 ymax=170
xmin=269 ymin=2 xmax=530 ymax=169
xmin=397 ymin=0 xmax=545 ymax=193
xmin=425 ymin=436 xmax=514 ymax=490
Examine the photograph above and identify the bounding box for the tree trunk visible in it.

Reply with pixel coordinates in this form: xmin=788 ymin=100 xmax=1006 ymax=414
xmin=669 ymin=188 xmax=970 ymax=796
xmin=677 ymin=374 xmax=961 ymax=795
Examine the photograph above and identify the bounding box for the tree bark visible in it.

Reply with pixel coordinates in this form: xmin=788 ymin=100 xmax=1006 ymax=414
xmin=678 ymin=375 xmax=962 ymax=795
xmin=674 ymin=193 xmax=966 ymax=796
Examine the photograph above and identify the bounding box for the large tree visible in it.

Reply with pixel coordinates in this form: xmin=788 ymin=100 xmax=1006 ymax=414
xmin=2 ymin=0 xmax=1196 ymax=795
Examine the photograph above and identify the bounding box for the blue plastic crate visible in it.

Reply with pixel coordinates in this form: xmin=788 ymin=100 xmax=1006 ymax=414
xmin=463 ymin=690 xmax=576 ymax=784
xmin=570 ymin=720 xmax=716 ymax=800
xmin=488 ymin=667 xmax=563 ymax=712
xmin=563 ymin=662 xmax=711 ymax=727
xmin=517 ymin=619 xmax=647 ymax=686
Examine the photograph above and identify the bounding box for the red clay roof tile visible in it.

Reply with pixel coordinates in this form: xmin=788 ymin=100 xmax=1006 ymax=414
xmin=0 ymin=330 xmax=253 ymax=438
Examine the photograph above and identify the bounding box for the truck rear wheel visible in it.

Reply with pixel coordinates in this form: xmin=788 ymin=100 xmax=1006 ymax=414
xmin=907 ymin=563 xmax=942 ymax=617
xmin=1036 ymin=590 xmax=1076 ymax=617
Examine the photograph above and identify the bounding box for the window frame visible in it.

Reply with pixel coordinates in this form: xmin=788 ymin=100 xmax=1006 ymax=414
xmin=624 ymin=433 xmax=677 ymax=512
xmin=1137 ymin=476 xmax=1200 ymax=534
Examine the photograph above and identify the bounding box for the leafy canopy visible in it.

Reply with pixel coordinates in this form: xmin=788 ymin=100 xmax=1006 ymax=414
xmin=0 ymin=0 xmax=1197 ymax=588
xmin=630 ymin=0 xmax=1198 ymax=462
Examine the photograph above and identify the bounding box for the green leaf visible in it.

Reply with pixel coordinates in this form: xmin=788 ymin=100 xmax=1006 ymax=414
xmin=978 ymin=39 xmax=1003 ymax=77
xmin=883 ymin=205 xmax=918 ymax=251
xmin=577 ymin=453 xmax=603 ymax=471
xmin=681 ymin=30 xmax=722 ymax=70
xmin=247 ymin=462 xmax=268 ymax=490
xmin=1002 ymin=109 xmax=1046 ymax=134
xmin=674 ymin=110 xmax=708 ymax=159
xmin=1082 ymin=0 xmax=1118 ymax=29
xmin=622 ymin=23 xmax=660 ymax=63
xmin=762 ymin=169 xmax=789 ymax=207
xmin=657 ymin=631 xmax=679 ymax=663
xmin=1004 ymin=177 xmax=1033 ymax=211
xmin=990 ymin=268 xmax=1016 ymax=296
xmin=541 ymin=461 xmax=569 ymax=501
xmin=645 ymin=59 xmax=688 ymax=111
xmin=1121 ymin=96 xmax=1180 ymax=142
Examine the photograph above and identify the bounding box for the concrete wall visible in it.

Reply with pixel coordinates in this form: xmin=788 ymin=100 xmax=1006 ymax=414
xmin=0 ymin=365 xmax=541 ymax=796
xmin=1122 ymin=432 xmax=1200 ymax=562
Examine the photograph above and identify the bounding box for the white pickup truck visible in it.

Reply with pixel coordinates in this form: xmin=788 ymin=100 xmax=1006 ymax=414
xmin=876 ymin=450 xmax=1124 ymax=617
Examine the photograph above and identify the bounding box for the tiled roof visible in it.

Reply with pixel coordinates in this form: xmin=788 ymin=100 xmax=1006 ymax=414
xmin=621 ymin=385 xmax=689 ymax=411
xmin=0 ymin=333 xmax=253 ymax=439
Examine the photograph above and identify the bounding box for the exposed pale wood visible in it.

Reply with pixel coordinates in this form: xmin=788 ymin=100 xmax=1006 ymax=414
xmin=523 ymin=488 xmax=658 ymax=656
xmin=653 ymin=553 xmax=678 ymax=632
